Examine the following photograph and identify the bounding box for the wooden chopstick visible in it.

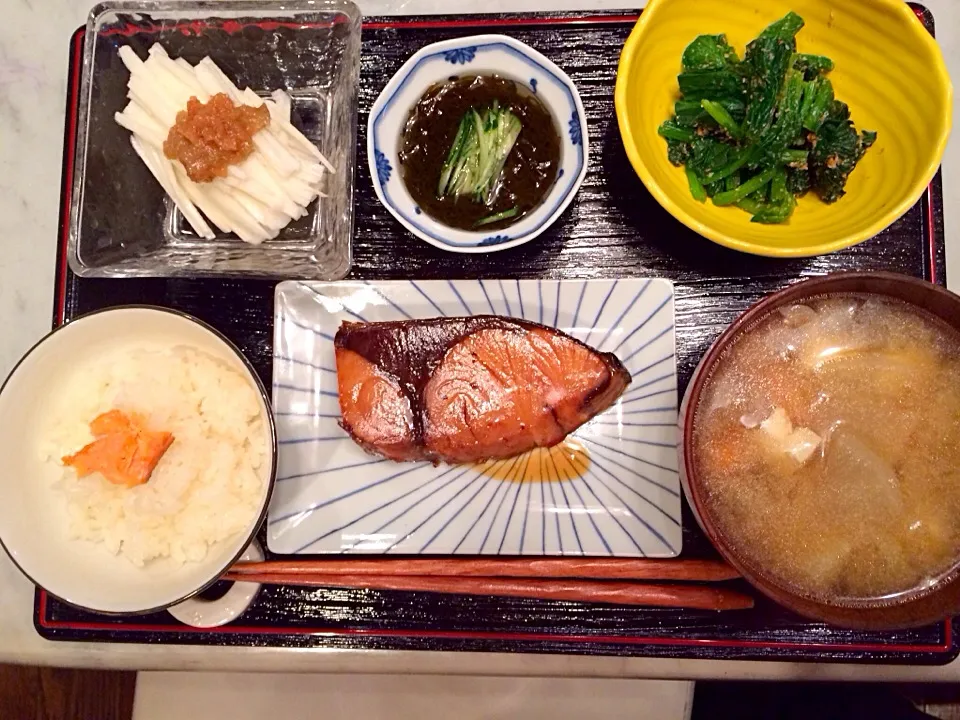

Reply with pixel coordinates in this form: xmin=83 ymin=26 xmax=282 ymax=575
xmin=229 ymin=558 xmax=740 ymax=582
xmin=222 ymin=572 xmax=753 ymax=611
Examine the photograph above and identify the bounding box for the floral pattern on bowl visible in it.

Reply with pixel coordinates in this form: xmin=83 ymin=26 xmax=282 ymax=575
xmin=367 ymin=34 xmax=589 ymax=254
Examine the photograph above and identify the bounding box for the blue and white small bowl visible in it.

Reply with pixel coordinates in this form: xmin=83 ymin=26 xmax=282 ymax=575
xmin=367 ymin=34 xmax=589 ymax=254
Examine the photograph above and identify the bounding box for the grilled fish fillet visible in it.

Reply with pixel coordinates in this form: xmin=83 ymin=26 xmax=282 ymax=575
xmin=335 ymin=316 xmax=631 ymax=464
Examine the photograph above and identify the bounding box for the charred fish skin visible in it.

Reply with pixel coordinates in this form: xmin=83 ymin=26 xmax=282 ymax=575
xmin=334 ymin=316 xmax=632 ymax=464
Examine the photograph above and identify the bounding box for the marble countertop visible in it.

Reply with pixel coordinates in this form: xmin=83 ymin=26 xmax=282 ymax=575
xmin=2 ymin=0 xmax=959 ymax=679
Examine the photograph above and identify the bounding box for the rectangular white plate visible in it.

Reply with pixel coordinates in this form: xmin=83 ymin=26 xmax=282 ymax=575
xmin=268 ymin=279 xmax=682 ymax=556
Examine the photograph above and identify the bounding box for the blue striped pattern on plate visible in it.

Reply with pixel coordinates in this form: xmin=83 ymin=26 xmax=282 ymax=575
xmin=268 ymin=279 xmax=681 ymax=557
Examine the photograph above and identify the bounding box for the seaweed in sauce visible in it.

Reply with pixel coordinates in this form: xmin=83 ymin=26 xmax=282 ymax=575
xmin=399 ymin=75 xmax=561 ymax=231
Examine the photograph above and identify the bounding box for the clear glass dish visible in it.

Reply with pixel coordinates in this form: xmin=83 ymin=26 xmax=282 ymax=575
xmin=69 ymin=0 xmax=360 ymax=280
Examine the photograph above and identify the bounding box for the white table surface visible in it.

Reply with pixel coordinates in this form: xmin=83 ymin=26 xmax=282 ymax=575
xmin=1 ymin=0 xmax=959 ymax=680
xmin=131 ymin=673 xmax=696 ymax=720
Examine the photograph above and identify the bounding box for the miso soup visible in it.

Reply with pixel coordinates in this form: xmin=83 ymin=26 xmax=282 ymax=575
xmin=693 ymin=294 xmax=960 ymax=601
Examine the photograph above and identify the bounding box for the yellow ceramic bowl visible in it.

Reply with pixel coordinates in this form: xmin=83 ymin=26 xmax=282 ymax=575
xmin=615 ymin=0 xmax=952 ymax=257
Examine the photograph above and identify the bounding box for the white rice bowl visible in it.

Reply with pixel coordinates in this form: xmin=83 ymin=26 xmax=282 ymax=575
xmin=44 ymin=345 xmax=267 ymax=567
xmin=0 ymin=308 xmax=276 ymax=614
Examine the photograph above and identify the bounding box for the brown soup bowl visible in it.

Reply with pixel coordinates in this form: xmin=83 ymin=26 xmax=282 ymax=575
xmin=679 ymin=271 xmax=960 ymax=630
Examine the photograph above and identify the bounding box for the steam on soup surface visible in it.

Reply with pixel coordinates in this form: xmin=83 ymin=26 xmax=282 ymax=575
xmin=693 ymin=294 xmax=960 ymax=601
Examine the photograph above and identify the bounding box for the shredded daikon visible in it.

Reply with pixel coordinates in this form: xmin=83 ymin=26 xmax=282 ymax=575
xmin=115 ymin=43 xmax=334 ymax=245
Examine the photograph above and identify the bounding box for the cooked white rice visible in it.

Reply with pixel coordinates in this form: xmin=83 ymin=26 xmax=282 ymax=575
xmin=41 ymin=345 xmax=268 ymax=567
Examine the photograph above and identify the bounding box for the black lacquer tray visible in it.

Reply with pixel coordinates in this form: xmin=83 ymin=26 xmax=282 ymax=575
xmin=37 ymin=8 xmax=958 ymax=664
